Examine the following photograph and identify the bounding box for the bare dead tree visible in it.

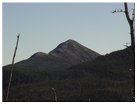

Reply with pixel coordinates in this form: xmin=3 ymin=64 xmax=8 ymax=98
xmin=5 ymin=34 xmax=20 ymax=101
xmin=112 ymin=3 xmax=135 ymax=101
xmin=124 ymin=3 xmax=135 ymax=101
xmin=112 ymin=3 xmax=135 ymax=55
xmin=124 ymin=3 xmax=135 ymax=55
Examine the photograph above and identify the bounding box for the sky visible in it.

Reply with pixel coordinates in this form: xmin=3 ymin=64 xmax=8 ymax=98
xmin=3 ymin=3 xmax=134 ymax=66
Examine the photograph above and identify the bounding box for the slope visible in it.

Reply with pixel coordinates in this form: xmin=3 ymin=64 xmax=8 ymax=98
xmin=68 ymin=46 xmax=134 ymax=80
xmin=3 ymin=46 xmax=134 ymax=101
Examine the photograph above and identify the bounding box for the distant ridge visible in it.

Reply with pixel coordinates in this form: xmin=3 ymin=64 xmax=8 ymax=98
xmin=3 ymin=39 xmax=100 ymax=72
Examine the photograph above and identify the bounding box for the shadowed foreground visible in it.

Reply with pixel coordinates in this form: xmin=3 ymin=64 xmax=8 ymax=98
xmin=3 ymin=47 xmax=134 ymax=102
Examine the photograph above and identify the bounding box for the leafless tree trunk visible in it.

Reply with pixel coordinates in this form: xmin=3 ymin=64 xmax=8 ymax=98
xmin=124 ymin=2 xmax=135 ymax=55
xmin=5 ymin=34 xmax=20 ymax=101
xmin=124 ymin=3 xmax=135 ymax=101
xmin=112 ymin=3 xmax=135 ymax=55
xmin=112 ymin=3 xmax=135 ymax=101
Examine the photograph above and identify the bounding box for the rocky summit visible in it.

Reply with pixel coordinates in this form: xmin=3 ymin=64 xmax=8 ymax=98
xmin=49 ymin=39 xmax=100 ymax=65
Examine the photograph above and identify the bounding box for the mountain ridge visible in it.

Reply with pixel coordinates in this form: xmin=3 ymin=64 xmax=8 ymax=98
xmin=3 ymin=39 xmax=100 ymax=71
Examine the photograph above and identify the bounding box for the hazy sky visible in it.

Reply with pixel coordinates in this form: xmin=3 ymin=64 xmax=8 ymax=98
xmin=3 ymin=3 xmax=134 ymax=65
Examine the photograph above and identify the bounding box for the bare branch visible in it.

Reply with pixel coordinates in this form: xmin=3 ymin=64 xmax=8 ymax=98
xmin=5 ymin=34 xmax=20 ymax=101
xmin=111 ymin=9 xmax=124 ymax=13
xmin=123 ymin=42 xmax=130 ymax=48
xmin=111 ymin=9 xmax=116 ymax=13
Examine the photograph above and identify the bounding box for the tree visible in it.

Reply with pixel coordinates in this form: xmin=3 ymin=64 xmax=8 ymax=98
xmin=112 ymin=3 xmax=135 ymax=101
xmin=112 ymin=3 xmax=135 ymax=56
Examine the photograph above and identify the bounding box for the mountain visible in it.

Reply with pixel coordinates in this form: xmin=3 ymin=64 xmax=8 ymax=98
xmin=49 ymin=39 xmax=100 ymax=64
xmin=3 ymin=46 xmax=134 ymax=102
xmin=3 ymin=39 xmax=100 ymax=89
xmin=3 ymin=42 xmax=135 ymax=102
xmin=3 ymin=39 xmax=100 ymax=72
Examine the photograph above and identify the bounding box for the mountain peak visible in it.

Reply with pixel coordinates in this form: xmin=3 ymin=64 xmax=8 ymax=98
xmin=53 ymin=39 xmax=79 ymax=50
xmin=49 ymin=39 xmax=100 ymax=64
xmin=65 ymin=39 xmax=77 ymax=43
xmin=30 ymin=52 xmax=47 ymax=58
